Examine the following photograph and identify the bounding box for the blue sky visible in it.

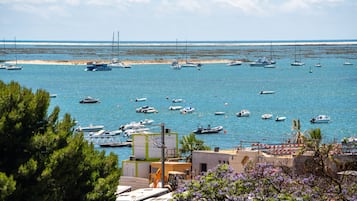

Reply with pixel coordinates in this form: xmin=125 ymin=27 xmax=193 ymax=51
xmin=0 ymin=0 xmax=356 ymax=41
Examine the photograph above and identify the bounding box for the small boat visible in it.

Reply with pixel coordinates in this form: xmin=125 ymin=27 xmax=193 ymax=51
xmin=192 ymin=125 xmax=224 ymax=134
xmin=108 ymin=59 xmax=132 ymax=68
xmin=99 ymin=141 xmax=132 ymax=148
xmin=172 ymin=98 xmax=184 ymax=103
xmin=290 ymin=61 xmax=305 ymax=66
xmin=79 ymin=96 xmax=100 ymax=104
xmin=135 ymin=97 xmax=147 ymax=102
xmin=214 ymin=111 xmax=225 ymax=115
xmin=264 ymin=64 xmax=276 ymax=68
xmin=6 ymin=65 xmax=23 ymax=70
xmin=136 ymin=106 xmax=158 ymax=113
xmin=90 ymin=129 xmax=122 ymax=137
xmin=261 ymin=113 xmax=273 ymax=120
xmin=250 ymin=57 xmax=271 ymax=67
xmin=168 ymin=105 xmax=183 ymax=110
xmin=181 ymin=61 xmax=202 ymax=68
xmin=343 ymin=61 xmax=353 ymax=65
xmin=50 ymin=94 xmax=57 ymax=98
xmin=227 ymin=60 xmax=242 ymax=66
xmin=119 ymin=121 xmax=145 ymax=131
xmin=75 ymin=124 xmax=105 ymax=132
xmin=275 ymin=116 xmax=286 ymax=121
xmin=260 ymin=90 xmax=275 ymax=94
xmin=140 ymin=119 xmax=154 ymax=125
xmin=85 ymin=62 xmax=112 ymax=71
xmin=310 ymin=115 xmax=331 ymax=124
xmin=236 ymin=109 xmax=250 ymax=117
xmin=171 ymin=60 xmax=182 ymax=70
xmin=180 ymin=107 xmax=195 ymax=114
xmin=315 ymin=63 xmax=322 ymax=67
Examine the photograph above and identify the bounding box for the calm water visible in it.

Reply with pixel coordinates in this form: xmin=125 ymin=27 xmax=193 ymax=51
xmin=1 ymin=41 xmax=357 ymax=164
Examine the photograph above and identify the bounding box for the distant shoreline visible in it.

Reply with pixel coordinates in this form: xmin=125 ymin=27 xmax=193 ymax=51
xmin=8 ymin=59 xmax=232 ymax=65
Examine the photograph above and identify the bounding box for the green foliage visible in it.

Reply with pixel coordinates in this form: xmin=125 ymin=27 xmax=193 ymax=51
xmin=0 ymin=172 xmax=16 ymax=201
xmin=179 ymin=133 xmax=210 ymax=162
xmin=0 ymin=81 xmax=120 ymax=201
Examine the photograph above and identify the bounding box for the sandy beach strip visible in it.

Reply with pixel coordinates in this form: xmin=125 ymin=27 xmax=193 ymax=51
xmin=7 ymin=59 xmax=232 ymax=66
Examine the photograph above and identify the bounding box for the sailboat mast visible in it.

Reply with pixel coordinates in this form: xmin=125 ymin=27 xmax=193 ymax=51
xmin=117 ymin=31 xmax=120 ymax=61
xmin=111 ymin=32 xmax=114 ymax=58
xmin=15 ymin=37 xmax=17 ymax=65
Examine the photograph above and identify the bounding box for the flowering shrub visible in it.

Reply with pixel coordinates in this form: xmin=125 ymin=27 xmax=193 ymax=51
xmin=173 ymin=164 xmax=357 ymax=200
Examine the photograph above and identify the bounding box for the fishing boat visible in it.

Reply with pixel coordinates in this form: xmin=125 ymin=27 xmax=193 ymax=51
xmin=310 ymin=115 xmax=331 ymax=124
xmin=236 ymin=109 xmax=250 ymax=117
xmin=192 ymin=125 xmax=224 ymax=134
xmin=79 ymin=96 xmax=100 ymax=104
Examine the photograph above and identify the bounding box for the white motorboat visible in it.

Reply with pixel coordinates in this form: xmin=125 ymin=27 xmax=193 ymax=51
xmin=227 ymin=60 xmax=242 ymax=66
xmin=119 ymin=121 xmax=145 ymax=131
xmin=90 ymin=129 xmax=122 ymax=137
xmin=291 ymin=61 xmax=305 ymax=66
xmin=50 ymin=94 xmax=57 ymax=98
xmin=192 ymin=125 xmax=224 ymax=134
xmin=79 ymin=96 xmax=100 ymax=104
xmin=275 ymin=116 xmax=286 ymax=121
xmin=172 ymin=98 xmax=184 ymax=103
xmin=315 ymin=63 xmax=322 ymax=67
xmin=76 ymin=124 xmax=105 ymax=132
xmin=236 ymin=109 xmax=250 ymax=117
xmin=343 ymin=61 xmax=353 ymax=65
xmin=261 ymin=113 xmax=273 ymax=120
xmin=310 ymin=115 xmax=331 ymax=124
xmin=140 ymin=119 xmax=154 ymax=125
xmin=168 ymin=105 xmax=183 ymax=110
xmin=135 ymin=97 xmax=147 ymax=102
xmin=180 ymin=107 xmax=195 ymax=114
xmin=124 ymin=128 xmax=152 ymax=137
xmin=135 ymin=106 xmax=156 ymax=113
xmin=250 ymin=57 xmax=271 ymax=67
xmin=214 ymin=111 xmax=225 ymax=115
xmin=6 ymin=65 xmax=23 ymax=70
xmin=260 ymin=90 xmax=275 ymax=94
xmin=181 ymin=62 xmax=202 ymax=68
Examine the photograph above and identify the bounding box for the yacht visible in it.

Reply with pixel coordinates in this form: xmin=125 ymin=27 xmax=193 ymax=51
xmin=310 ymin=115 xmax=331 ymax=124
xmin=85 ymin=62 xmax=111 ymax=71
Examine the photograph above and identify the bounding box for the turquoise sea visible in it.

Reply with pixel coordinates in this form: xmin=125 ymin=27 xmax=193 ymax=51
xmin=1 ymin=40 xmax=357 ymax=165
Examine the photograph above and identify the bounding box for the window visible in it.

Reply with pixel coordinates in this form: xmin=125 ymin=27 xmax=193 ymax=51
xmin=200 ymin=163 xmax=207 ymax=173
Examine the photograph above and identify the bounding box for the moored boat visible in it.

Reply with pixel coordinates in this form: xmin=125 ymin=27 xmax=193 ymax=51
xmin=180 ymin=107 xmax=195 ymax=114
xmin=79 ymin=96 xmax=100 ymax=104
xmin=310 ymin=115 xmax=331 ymax=123
xmin=275 ymin=116 xmax=286 ymax=121
xmin=227 ymin=60 xmax=242 ymax=66
xmin=75 ymin=124 xmax=105 ymax=132
xmin=261 ymin=113 xmax=273 ymax=120
xmin=260 ymin=90 xmax=275 ymax=94
xmin=236 ymin=109 xmax=250 ymax=117
xmin=135 ymin=97 xmax=147 ymax=102
xmin=85 ymin=62 xmax=112 ymax=71
xmin=214 ymin=111 xmax=225 ymax=115
xmin=192 ymin=125 xmax=224 ymax=134
xmin=168 ymin=105 xmax=183 ymax=110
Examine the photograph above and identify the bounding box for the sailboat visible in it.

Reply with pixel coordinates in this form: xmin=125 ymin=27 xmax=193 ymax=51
xmin=314 ymin=46 xmax=322 ymax=67
xmin=108 ymin=32 xmax=131 ymax=68
xmin=181 ymin=40 xmax=201 ymax=68
xmin=6 ymin=37 xmax=23 ymax=70
xmin=171 ymin=39 xmax=182 ymax=70
xmin=291 ymin=43 xmax=305 ymax=66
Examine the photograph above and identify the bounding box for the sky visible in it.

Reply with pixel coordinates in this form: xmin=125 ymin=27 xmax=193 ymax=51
xmin=0 ymin=0 xmax=356 ymax=41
